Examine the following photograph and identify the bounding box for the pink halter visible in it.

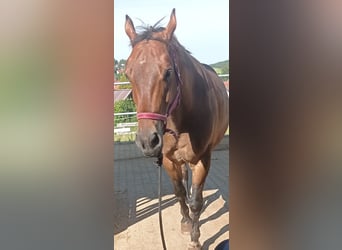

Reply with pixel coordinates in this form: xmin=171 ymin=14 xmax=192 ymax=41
xmin=136 ymin=45 xmax=182 ymax=137
xmin=136 ymin=113 xmax=167 ymax=123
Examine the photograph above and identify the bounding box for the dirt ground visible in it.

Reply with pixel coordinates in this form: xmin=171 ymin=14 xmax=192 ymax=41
xmin=114 ymin=136 xmax=229 ymax=250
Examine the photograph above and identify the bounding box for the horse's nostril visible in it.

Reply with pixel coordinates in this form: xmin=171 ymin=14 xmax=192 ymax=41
xmin=149 ymin=133 xmax=160 ymax=149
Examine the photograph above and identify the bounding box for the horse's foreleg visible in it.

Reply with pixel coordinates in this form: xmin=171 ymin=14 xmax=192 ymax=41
xmin=163 ymin=158 xmax=192 ymax=234
xmin=188 ymin=153 xmax=211 ymax=250
xmin=188 ymin=183 xmax=204 ymax=250
xmin=181 ymin=163 xmax=190 ymax=201
xmin=173 ymin=179 xmax=192 ymax=234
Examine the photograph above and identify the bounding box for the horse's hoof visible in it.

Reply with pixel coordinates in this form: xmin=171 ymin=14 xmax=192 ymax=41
xmin=181 ymin=222 xmax=192 ymax=235
xmin=188 ymin=241 xmax=202 ymax=250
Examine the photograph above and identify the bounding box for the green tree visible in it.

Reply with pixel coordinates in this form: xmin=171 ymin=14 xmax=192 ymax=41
xmin=119 ymin=59 xmax=127 ymax=66
xmin=114 ymin=98 xmax=137 ymax=125
xmin=114 ymin=98 xmax=136 ymax=113
xmin=117 ymin=83 xmax=131 ymax=89
xmin=221 ymin=63 xmax=229 ymax=74
xmin=118 ymin=73 xmax=128 ymax=82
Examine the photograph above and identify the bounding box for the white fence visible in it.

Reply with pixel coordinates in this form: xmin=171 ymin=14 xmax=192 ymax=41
xmin=114 ymin=112 xmax=137 ymax=135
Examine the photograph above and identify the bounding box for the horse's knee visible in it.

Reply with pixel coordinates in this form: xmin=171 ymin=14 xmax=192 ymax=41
xmin=189 ymin=185 xmax=203 ymax=214
xmin=173 ymin=181 xmax=187 ymax=199
xmin=189 ymin=198 xmax=203 ymax=214
xmin=177 ymin=187 xmax=186 ymax=197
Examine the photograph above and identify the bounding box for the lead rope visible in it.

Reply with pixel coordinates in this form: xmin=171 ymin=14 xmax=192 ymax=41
xmin=155 ymin=45 xmax=181 ymax=250
xmin=155 ymin=155 xmax=167 ymax=250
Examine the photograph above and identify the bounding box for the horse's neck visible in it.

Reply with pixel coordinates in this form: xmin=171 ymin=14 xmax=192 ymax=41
xmin=176 ymin=56 xmax=208 ymax=121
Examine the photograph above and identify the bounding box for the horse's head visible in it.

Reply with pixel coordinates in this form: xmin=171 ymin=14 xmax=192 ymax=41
xmin=124 ymin=9 xmax=177 ymax=157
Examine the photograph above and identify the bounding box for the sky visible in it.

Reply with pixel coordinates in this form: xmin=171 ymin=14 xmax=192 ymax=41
xmin=114 ymin=0 xmax=229 ymax=65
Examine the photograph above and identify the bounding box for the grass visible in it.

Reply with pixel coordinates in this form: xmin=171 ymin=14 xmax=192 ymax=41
xmin=114 ymin=133 xmax=136 ymax=143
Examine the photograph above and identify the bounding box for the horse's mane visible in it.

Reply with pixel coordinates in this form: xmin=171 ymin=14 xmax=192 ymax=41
xmin=130 ymin=19 xmax=191 ymax=56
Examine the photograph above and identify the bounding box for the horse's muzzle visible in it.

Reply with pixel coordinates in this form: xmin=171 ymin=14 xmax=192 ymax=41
xmin=135 ymin=131 xmax=163 ymax=157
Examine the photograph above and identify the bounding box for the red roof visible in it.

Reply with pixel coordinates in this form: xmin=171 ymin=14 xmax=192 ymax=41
xmin=224 ymin=81 xmax=229 ymax=90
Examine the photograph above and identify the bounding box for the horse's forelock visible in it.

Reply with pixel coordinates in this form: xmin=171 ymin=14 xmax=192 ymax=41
xmin=130 ymin=18 xmax=166 ymax=46
xmin=130 ymin=26 xmax=190 ymax=57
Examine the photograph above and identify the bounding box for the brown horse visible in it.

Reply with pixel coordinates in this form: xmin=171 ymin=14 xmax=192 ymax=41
xmin=124 ymin=9 xmax=229 ymax=250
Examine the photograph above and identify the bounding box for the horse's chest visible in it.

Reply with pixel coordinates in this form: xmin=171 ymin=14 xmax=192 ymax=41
xmin=163 ymin=133 xmax=199 ymax=164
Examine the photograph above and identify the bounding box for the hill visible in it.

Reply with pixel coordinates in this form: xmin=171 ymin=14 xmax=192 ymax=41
xmin=210 ymin=60 xmax=229 ymax=75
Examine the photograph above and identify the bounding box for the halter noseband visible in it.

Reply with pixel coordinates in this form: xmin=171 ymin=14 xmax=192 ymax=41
xmin=136 ymin=113 xmax=167 ymax=122
xmin=136 ymin=44 xmax=182 ymax=137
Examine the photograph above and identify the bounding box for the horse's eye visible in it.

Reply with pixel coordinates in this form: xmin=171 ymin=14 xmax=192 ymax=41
xmin=164 ymin=68 xmax=172 ymax=81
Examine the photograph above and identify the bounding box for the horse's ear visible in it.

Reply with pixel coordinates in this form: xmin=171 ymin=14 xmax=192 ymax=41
xmin=125 ymin=15 xmax=137 ymax=42
xmin=162 ymin=8 xmax=177 ymax=41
